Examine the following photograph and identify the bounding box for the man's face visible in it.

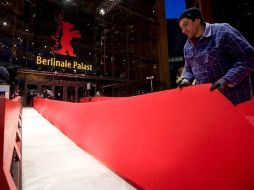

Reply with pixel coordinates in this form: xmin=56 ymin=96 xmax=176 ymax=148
xmin=179 ymin=18 xmax=200 ymax=39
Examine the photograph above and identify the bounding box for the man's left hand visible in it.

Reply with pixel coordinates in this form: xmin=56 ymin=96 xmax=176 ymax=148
xmin=210 ymin=78 xmax=229 ymax=91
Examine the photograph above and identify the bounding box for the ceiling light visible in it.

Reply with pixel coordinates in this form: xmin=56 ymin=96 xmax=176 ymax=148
xmin=96 ymin=0 xmax=122 ymax=16
xmin=100 ymin=9 xmax=105 ymax=16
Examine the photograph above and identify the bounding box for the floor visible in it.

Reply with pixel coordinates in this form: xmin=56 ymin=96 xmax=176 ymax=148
xmin=22 ymin=107 xmax=136 ymax=190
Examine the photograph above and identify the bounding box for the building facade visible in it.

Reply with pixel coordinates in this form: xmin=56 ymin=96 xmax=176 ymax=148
xmin=0 ymin=0 xmax=169 ymax=105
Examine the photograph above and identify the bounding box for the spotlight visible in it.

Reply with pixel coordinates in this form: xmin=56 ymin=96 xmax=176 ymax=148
xmin=146 ymin=76 xmax=154 ymax=80
xmin=100 ymin=9 xmax=105 ymax=16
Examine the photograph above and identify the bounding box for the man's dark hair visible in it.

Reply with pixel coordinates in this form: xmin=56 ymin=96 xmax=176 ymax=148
xmin=178 ymin=7 xmax=204 ymax=24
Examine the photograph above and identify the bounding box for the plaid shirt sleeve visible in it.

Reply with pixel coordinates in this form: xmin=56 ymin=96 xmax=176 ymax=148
xmin=182 ymin=60 xmax=195 ymax=83
xmin=222 ymin=24 xmax=254 ymax=85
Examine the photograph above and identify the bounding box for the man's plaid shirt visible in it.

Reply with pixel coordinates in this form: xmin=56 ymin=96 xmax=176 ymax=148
xmin=183 ymin=23 xmax=254 ymax=104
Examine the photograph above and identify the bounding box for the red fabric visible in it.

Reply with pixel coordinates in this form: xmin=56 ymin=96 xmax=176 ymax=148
xmin=79 ymin=97 xmax=90 ymax=102
xmin=90 ymin=96 xmax=123 ymax=102
xmin=236 ymin=98 xmax=254 ymax=126
xmin=236 ymin=98 xmax=254 ymax=116
xmin=34 ymin=84 xmax=254 ymax=190
xmin=79 ymin=96 xmax=122 ymax=103
xmin=0 ymin=97 xmax=22 ymax=190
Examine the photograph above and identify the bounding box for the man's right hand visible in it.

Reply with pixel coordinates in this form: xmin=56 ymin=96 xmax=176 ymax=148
xmin=177 ymin=78 xmax=190 ymax=88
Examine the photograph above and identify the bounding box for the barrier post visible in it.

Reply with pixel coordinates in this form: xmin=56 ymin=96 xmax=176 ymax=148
xmin=0 ymin=97 xmax=22 ymax=190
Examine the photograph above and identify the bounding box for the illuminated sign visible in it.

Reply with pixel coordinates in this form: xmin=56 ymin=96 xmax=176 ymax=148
xmin=51 ymin=14 xmax=81 ymax=57
xmin=36 ymin=55 xmax=92 ymax=71
xmin=34 ymin=7 xmax=94 ymax=73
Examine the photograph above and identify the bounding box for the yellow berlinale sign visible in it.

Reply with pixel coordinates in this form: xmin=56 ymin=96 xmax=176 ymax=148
xmin=36 ymin=55 xmax=92 ymax=71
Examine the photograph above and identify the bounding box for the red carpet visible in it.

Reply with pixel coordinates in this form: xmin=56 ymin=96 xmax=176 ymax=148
xmin=34 ymin=84 xmax=254 ymax=190
xmin=236 ymin=98 xmax=254 ymax=126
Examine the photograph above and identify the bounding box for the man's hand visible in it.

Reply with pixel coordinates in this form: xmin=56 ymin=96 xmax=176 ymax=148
xmin=177 ymin=78 xmax=190 ymax=88
xmin=210 ymin=78 xmax=229 ymax=91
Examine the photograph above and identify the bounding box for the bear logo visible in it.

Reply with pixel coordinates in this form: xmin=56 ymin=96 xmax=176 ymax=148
xmin=57 ymin=21 xmax=81 ymax=57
